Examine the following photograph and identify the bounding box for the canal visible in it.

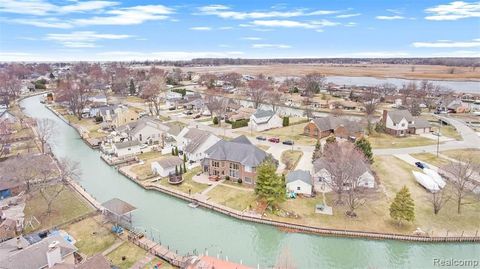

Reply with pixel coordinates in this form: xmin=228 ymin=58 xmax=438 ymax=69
xmin=20 ymin=95 xmax=479 ymax=268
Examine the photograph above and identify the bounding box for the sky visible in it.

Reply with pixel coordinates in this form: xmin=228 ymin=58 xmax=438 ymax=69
xmin=0 ymin=0 xmax=479 ymax=61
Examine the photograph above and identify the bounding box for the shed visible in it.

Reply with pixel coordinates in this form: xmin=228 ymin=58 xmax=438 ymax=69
xmin=286 ymin=170 xmax=313 ymax=196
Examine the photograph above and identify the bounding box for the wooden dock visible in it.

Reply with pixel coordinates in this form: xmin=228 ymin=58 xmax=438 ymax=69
xmin=128 ymin=232 xmax=191 ymax=268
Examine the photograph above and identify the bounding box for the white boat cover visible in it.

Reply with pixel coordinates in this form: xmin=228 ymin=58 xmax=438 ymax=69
xmin=412 ymin=171 xmax=440 ymax=192
xmin=423 ymin=168 xmax=446 ymax=188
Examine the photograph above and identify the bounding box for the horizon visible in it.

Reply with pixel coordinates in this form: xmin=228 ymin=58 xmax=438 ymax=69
xmin=1 ymin=0 xmax=479 ymax=61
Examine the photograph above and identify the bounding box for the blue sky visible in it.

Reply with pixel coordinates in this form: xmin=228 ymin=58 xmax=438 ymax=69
xmin=0 ymin=0 xmax=479 ymax=61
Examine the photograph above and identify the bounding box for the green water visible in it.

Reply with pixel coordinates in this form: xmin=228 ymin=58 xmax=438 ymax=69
xmin=20 ymin=95 xmax=479 ymax=268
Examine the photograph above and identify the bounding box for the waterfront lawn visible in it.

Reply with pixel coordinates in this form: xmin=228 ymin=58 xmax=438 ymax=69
xmin=410 ymin=153 xmax=450 ymax=168
xmin=442 ymin=149 xmax=480 ymax=164
xmin=158 ymin=166 xmax=208 ymax=194
xmin=65 ymin=215 xmax=119 ymax=257
xmin=267 ymin=156 xmax=480 ymax=236
xmin=368 ymin=133 xmax=436 ymax=149
xmin=24 ymin=185 xmax=94 ymax=232
xmin=281 ymin=150 xmax=303 ymax=171
xmin=208 ymin=185 xmax=256 ymax=211
xmin=106 ymin=242 xmax=146 ymax=269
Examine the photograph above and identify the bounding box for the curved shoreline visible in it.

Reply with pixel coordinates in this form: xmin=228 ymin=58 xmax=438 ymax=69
xmin=37 ymin=97 xmax=480 ymax=243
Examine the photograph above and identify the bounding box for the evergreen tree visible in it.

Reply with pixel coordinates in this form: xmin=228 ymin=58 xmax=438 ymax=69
xmin=282 ymin=116 xmax=290 ymax=127
xmin=325 ymin=135 xmax=336 ymax=144
xmin=171 ymin=148 xmax=175 ymax=155
xmin=213 ymin=116 xmax=219 ymax=125
xmin=390 ymin=186 xmax=415 ymax=225
xmin=174 ymin=147 xmax=179 ymax=156
xmin=255 ymin=161 xmax=286 ymax=208
xmin=175 ymin=165 xmax=178 ymax=176
xmin=129 ymin=79 xmax=135 ymax=95
xmin=183 ymin=153 xmax=187 ymax=163
xmin=183 ymin=162 xmax=187 ymax=173
xmin=312 ymin=141 xmax=321 ymax=162
xmin=355 ymin=137 xmax=373 ymax=163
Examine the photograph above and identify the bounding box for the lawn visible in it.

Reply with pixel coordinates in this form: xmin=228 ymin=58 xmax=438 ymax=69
xmin=157 ymin=166 xmax=209 ymax=194
xmin=126 ymin=96 xmax=146 ymax=103
xmin=236 ymin=124 xmax=317 ymax=146
xmin=442 ymin=149 xmax=480 ymax=164
xmin=410 ymin=153 xmax=450 ymax=168
xmin=24 ymin=185 xmax=94 ymax=232
xmin=368 ymin=133 xmax=437 ymax=149
xmin=208 ymin=185 xmax=257 ymax=211
xmin=267 ymin=155 xmax=480 ymax=236
xmin=280 ymin=150 xmax=303 ymax=171
xmin=130 ymin=153 xmax=171 ymax=180
xmin=106 ymin=242 xmax=147 ymax=269
xmin=431 ymin=122 xmax=462 ymax=140
xmin=64 ymin=215 xmax=120 ymax=257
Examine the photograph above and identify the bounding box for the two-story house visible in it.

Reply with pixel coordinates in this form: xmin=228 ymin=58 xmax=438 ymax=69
xmin=176 ymin=127 xmax=220 ymax=162
xmin=203 ymin=136 xmax=271 ymax=185
xmin=382 ymin=110 xmax=431 ymax=136
xmin=117 ymin=116 xmax=170 ymax=145
xmin=303 ymin=115 xmax=364 ymax=140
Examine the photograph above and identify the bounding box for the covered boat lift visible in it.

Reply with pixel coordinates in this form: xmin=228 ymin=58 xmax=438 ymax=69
xmin=101 ymin=198 xmax=136 ymax=229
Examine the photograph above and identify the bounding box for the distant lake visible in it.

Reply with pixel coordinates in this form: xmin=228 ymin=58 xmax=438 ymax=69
xmin=325 ymin=76 xmax=480 ymax=93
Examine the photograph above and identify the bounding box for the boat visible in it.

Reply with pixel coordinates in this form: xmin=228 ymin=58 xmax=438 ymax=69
xmin=188 ymin=202 xmax=199 ymax=208
xmin=423 ymin=168 xmax=446 ymax=188
xmin=412 ymin=171 xmax=440 ymax=193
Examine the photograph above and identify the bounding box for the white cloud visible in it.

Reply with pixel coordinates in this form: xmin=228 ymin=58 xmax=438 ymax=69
xmin=252 ymin=44 xmax=291 ymax=49
xmin=218 ymin=26 xmax=233 ymax=30
xmin=190 ymin=26 xmax=212 ymax=31
xmin=249 ymin=19 xmax=339 ymax=31
xmin=0 ymin=0 xmax=118 ymax=16
xmin=345 ymin=22 xmax=357 ymax=27
xmin=73 ymin=5 xmax=173 ymax=26
xmin=45 ymin=31 xmax=132 ymax=48
xmin=197 ymin=4 xmax=339 ymax=20
xmin=96 ymin=50 xmax=244 ymax=61
xmin=9 ymin=17 xmax=74 ymax=28
xmin=336 ymin=13 xmax=361 ymax=18
xmin=412 ymin=39 xmax=480 ymax=48
xmin=425 ymin=1 xmax=480 ymax=20
xmin=375 ymin=15 xmax=405 ymax=20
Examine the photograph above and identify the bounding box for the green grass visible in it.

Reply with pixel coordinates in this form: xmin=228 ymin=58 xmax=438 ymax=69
xmin=208 ymin=185 xmax=257 ymax=211
xmin=280 ymin=150 xmax=303 ymax=171
xmin=157 ymin=166 xmax=209 ymax=194
xmin=411 ymin=153 xmax=450 ymax=168
xmin=368 ymin=133 xmax=437 ymax=149
xmin=65 ymin=216 xmax=119 ymax=257
xmin=106 ymin=242 xmax=147 ymax=269
xmin=24 ymin=185 xmax=94 ymax=232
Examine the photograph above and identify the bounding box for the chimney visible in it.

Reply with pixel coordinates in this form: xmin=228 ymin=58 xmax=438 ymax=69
xmin=46 ymin=241 xmax=62 ymax=268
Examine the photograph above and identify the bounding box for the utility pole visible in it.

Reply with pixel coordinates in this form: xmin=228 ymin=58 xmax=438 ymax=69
xmin=436 ymin=118 xmax=441 ymax=157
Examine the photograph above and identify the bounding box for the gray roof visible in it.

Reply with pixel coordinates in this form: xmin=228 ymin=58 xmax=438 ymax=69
xmin=0 ymin=234 xmax=77 ymax=269
xmin=253 ymin=109 xmax=275 ymax=119
xmin=286 ymin=170 xmax=312 ymax=185
xmin=118 ymin=116 xmax=169 ymax=136
xmin=184 ymin=130 xmax=213 ymax=154
xmin=76 ymin=254 xmax=111 ymax=269
xmin=386 ymin=109 xmax=413 ymax=124
xmin=154 ymin=156 xmax=183 ymax=169
xmin=410 ymin=117 xmax=431 ymax=129
xmin=313 ymin=158 xmax=371 ymax=175
xmin=102 ymin=198 xmax=136 ymax=216
xmin=311 ymin=116 xmax=363 ymax=134
xmin=114 ymin=140 xmax=141 ymax=149
xmin=205 ymin=136 xmax=268 ymax=167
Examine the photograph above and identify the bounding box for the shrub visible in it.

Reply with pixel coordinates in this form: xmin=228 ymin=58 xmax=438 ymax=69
xmin=231 ymin=119 xmax=249 ymax=129
xmin=95 ymin=115 xmax=103 ymax=123
xmin=282 ymin=116 xmax=290 ymax=127
xmin=225 ymin=175 xmax=230 ymax=181
xmin=237 ymin=178 xmax=242 ymax=184
xmin=213 ymin=116 xmax=219 ymax=125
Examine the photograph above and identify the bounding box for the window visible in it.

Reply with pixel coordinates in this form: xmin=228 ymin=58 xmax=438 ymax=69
xmin=297 ymin=186 xmax=301 ymax=191
xmin=212 ymin=161 xmax=219 ymax=168
xmin=229 ymin=163 xmax=240 ymax=178
xmin=139 ymin=134 xmax=142 ymax=141
xmin=244 ymin=177 xmax=252 ymax=184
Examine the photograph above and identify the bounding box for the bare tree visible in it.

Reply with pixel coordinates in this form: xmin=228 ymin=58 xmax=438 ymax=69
xmin=199 ymin=73 xmax=217 ymax=89
xmin=442 ymin=155 xmax=480 ymax=214
xmin=319 ymin=142 xmax=368 ymax=211
xmin=362 ymin=87 xmax=378 ymax=135
xmin=301 ymin=72 xmax=325 ymax=97
xmin=141 ymin=68 xmax=166 ymax=115
xmin=268 ymin=90 xmax=282 ymax=112
xmin=204 ymin=95 xmax=221 ymax=118
xmin=36 ymin=118 xmax=56 ymax=154
xmin=0 ymin=120 xmax=12 ymax=158
xmin=222 ymin=72 xmax=243 ymax=88
xmin=247 ymin=76 xmax=272 ymax=108
xmin=430 ymin=189 xmax=451 ymax=215
xmin=55 ymin=76 xmax=90 ymax=120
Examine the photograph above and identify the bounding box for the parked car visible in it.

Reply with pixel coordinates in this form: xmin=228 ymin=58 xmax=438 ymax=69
xmin=140 ymin=144 xmax=148 ymax=149
xmin=256 ymin=136 xmax=266 ymax=141
xmin=282 ymin=140 xmax=294 ymax=145
xmin=193 ymin=114 xmax=201 ymax=119
xmin=168 ymin=106 xmax=176 ymax=111
xmin=268 ymin=137 xmax=280 ymax=143
xmin=184 ymin=110 xmax=193 ymax=115
xmin=415 ymin=162 xmax=429 ymax=169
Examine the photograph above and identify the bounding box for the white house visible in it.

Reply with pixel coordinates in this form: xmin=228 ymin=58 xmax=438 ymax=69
xmin=248 ymin=109 xmax=283 ymax=132
xmin=151 ymin=156 xmax=184 ymax=177
xmin=112 ymin=140 xmax=142 ymax=157
xmin=382 ymin=110 xmax=431 ymax=136
xmin=286 ymin=170 xmax=313 ymax=196
xmin=88 ymin=94 xmax=107 ymax=105
xmin=313 ymin=159 xmax=375 ymax=192
xmin=165 ymin=91 xmax=183 ymax=108
xmin=117 ymin=117 xmax=169 ymax=145
xmin=176 ymin=127 xmax=220 ymax=162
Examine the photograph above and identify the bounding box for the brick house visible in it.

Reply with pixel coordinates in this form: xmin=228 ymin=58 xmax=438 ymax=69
xmin=303 ymin=116 xmax=364 ymax=140
xmin=202 ymin=136 xmax=271 ymax=185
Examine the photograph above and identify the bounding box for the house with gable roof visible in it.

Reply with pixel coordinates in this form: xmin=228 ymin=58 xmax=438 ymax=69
xmin=303 ymin=115 xmax=364 ymax=140
xmin=382 ymin=109 xmax=431 ymax=136
xmin=249 ymin=109 xmax=283 ymax=132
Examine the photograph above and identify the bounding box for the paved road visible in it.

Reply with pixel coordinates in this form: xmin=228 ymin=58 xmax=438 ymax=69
xmin=374 ymin=115 xmax=480 ymax=156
